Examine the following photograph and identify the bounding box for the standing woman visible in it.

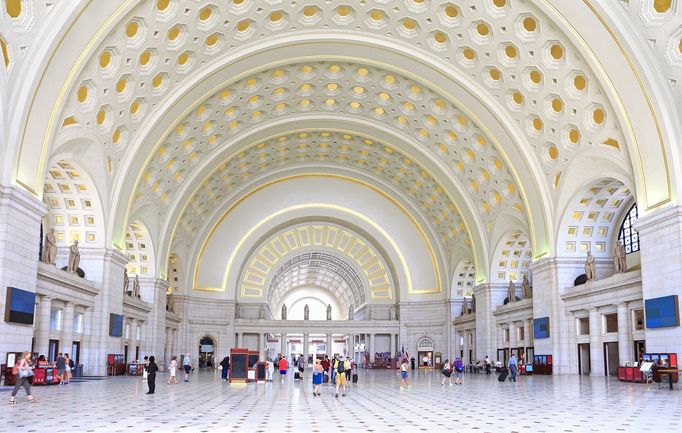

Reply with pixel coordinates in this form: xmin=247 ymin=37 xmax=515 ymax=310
xmin=9 ymin=352 xmax=36 ymax=404
xmin=63 ymin=354 xmax=72 ymax=384
xmin=312 ymin=359 xmax=323 ymax=396
xmin=441 ymin=359 xmax=452 ymax=386
xmin=142 ymin=356 xmax=149 ymax=383
xmin=146 ymin=355 xmax=158 ymax=394
xmin=168 ymin=356 xmax=178 ymax=384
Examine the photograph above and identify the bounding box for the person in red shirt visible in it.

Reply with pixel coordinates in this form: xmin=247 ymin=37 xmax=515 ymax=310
xmin=278 ymin=357 xmax=288 ymax=382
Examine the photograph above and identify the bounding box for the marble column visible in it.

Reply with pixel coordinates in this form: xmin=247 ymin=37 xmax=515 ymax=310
xmin=164 ymin=327 xmax=172 ymax=367
xmin=130 ymin=319 xmax=138 ymax=361
xmin=61 ymin=302 xmax=75 ymax=357
xmin=170 ymin=328 xmax=176 ymax=361
xmin=525 ymin=319 xmax=533 ymax=347
xmin=35 ymin=295 xmax=52 ymax=356
xmin=389 ymin=333 xmax=395 ymax=360
xmin=369 ymin=333 xmax=375 ymax=363
xmin=589 ymin=307 xmax=604 ymax=376
xmin=259 ymin=333 xmax=266 ymax=361
xmin=280 ymin=334 xmax=286 ymax=358
xmin=303 ymin=333 xmax=309 ymax=365
xmin=617 ymin=303 xmax=634 ymax=365
xmin=326 ymin=333 xmax=332 ymax=356
xmin=462 ymin=330 xmax=469 ymax=364
xmin=509 ymin=323 xmax=517 ymax=355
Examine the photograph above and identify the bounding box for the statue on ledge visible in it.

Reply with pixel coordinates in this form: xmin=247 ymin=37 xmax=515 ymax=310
xmin=166 ymin=291 xmax=175 ymax=313
xmin=132 ymin=274 xmax=140 ymax=299
xmin=123 ymin=269 xmax=130 ymax=296
xmin=585 ymin=250 xmax=596 ymax=281
xmin=42 ymin=227 xmax=57 ymax=265
xmin=471 ymin=293 xmax=477 ymax=313
xmin=614 ymin=241 xmax=626 ymax=273
xmin=66 ymin=241 xmax=80 ymax=273
xmin=281 ymin=303 xmax=287 ymax=320
xmin=304 ymin=304 xmax=310 ymax=320
xmin=326 ymin=304 xmax=332 ymax=320
xmin=521 ymin=275 xmax=532 ymax=299
xmin=348 ymin=304 xmax=354 ymax=320
xmin=506 ymin=280 xmax=517 ymax=304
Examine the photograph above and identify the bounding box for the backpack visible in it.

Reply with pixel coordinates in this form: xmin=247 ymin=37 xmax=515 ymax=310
xmin=455 ymin=361 xmax=464 ymax=372
xmin=337 ymin=361 xmax=345 ymax=374
xmin=69 ymin=359 xmax=75 ymax=368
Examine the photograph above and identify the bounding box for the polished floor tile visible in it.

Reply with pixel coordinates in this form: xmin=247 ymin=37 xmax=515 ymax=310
xmin=1 ymin=369 xmax=680 ymax=432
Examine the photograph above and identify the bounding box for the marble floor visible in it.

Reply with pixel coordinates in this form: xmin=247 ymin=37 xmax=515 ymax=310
xmin=1 ymin=369 xmax=680 ymax=433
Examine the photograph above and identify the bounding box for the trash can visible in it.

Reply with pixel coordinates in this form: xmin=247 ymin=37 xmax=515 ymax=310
xmin=72 ymin=364 xmax=84 ymax=378
xmin=410 ymin=357 xmax=415 ymax=370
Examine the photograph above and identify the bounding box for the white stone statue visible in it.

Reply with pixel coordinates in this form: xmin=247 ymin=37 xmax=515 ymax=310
xmin=471 ymin=293 xmax=477 ymax=312
xmin=348 ymin=304 xmax=354 ymax=320
xmin=123 ymin=269 xmax=130 ymax=295
xmin=67 ymin=241 xmax=80 ymax=273
xmin=132 ymin=274 xmax=140 ymax=298
xmin=507 ymin=280 xmax=517 ymax=303
xmin=614 ymin=242 xmax=626 ymax=273
xmin=585 ymin=251 xmax=596 ymax=281
xmin=326 ymin=304 xmax=332 ymax=320
xmin=304 ymin=304 xmax=309 ymax=320
xmin=521 ymin=275 xmax=532 ymax=299
xmin=281 ymin=303 xmax=287 ymax=320
xmin=166 ymin=291 xmax=175 ymax=313
xmin=42 ymin=227 xmax=57 ymax=264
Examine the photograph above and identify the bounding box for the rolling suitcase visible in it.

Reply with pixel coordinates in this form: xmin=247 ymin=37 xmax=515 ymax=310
xmin=294 ymin=371 xmax=301 ymax=380
xmin=497 ymin=368 xmax=508 ymax=382
xmin=352 ymin=373 xmax=358 ymax=383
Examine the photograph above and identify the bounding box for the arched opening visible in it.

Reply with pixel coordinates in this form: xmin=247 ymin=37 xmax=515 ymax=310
xmin=198 ymin=336 xmax=216 ymax=369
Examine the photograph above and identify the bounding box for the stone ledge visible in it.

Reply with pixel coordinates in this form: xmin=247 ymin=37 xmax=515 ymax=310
xmin=123 ymin=294 xmax=152 ymax=314
xmin=560 ymin=269 xmax=641 ymax=302
xmin=493 ymin=297 xmax=533 ymax=316
xmin=37 ymin=261 xmax=99 ymax=298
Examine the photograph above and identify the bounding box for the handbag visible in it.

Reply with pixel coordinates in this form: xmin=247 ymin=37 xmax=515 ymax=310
xmin=19 ymin=368 xmax=34 ymax=378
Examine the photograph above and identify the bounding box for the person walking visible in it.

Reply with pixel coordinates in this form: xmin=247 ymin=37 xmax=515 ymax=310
xmin=297 ymin=354 xmax=305 ymax=379
xmin=508 ymin=354 xmax=518 ymax=382
xmin=484 ymin=355 xmax=491 ymax=375
xmin=441 ymin=359 xmax=452 ymax=386
xmin=142 ymin=356 xmax=149 ymax=382
xmin=55 ymin=353 xmax=66 ymax=385
xmin=219 ymin=356 xmax=230 ymax=382
xmin=312 ymin=359 xmax=323 ymax=396
xmin=9 ymin=352 xmax=36 ymax=404
xmin=278 ymin=356 xmax=288 ymax=382
xmin=168 ymin=356 xmax=178 ymax=384
xmin=454 ymin=357 xmax=465 ymax=385
xmin=266 ymin=358 xmax=274 ymax=382
xmin=345 ymin=356 xmax=352 ymax=383
xmin=400 ymin=357 xmax=409 ymax=387
xmin=63 ymin=354 xmax=72 ymax=384
xmin=334 ymin=356 xmax=348 ymax=397
xmin=146 ymin=356 xmax=158 ymax=394
xmin=330 ymin=356 xmax=337 ymax=385
xmin=183 ymin=353 xmax=192 ymax=383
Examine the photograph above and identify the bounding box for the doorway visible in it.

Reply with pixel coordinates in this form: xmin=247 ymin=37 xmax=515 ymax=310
xmin=634 ymin=340 xmax=645 ymax=363
xmin=72 ymin=341 xmax=80 ymax=365
xmin=603 ymin=342 xmax=619 ymax=376
xmin=48 ymin=339 xmax=59 ymax=363
xmin=199 ymin=336 xmax=215 ymax=368
xmin=578 ymin=343 xmax=590 ymax=375
xmin=497 ymin=348 xmax=509 ymax=366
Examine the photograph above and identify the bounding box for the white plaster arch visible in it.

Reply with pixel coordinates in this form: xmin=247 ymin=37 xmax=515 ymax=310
xmin=451 ymin=259 xmax=477 ymax=300
xmin=490 ymin=231 xmax=533 ymax=284
xmin=124 ymin=220 xmax=155 ymax=278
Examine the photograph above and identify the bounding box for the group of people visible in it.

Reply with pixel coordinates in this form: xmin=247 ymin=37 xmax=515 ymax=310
xmin=439 ymin=357 xmax=465 ymax=385
xmin=141 ymin=352 xmax=194 ymax=394
xmin=9 ymin=352 xmax=76 ymax=405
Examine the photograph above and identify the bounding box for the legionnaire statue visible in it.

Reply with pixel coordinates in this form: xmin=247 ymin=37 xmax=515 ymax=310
xmin=521 ymin=275 xmax=532 ymax=299
xmin=471 ymin=293 xmax=477 ymax=312
xmin=281 ymin=303 xmax=287 ymax=320
xmin=304 ymin=304 xmax=310 ymax=320
xmin=132 ymin=274 xmax=141 ymax=298
xmin=614 ymin=242 xmax=627 ymax=273
xmin=67 ymin=241 xmax=80 ymax=273
xmin=326 ymin=304 xmax=332 ymax=320
xmin=507 ymin=280 xmax=517 ymax=303
xmin=166 ymin=291 xmax=175 ymax=313
xmin=42 ymin=228 xmax=57 ymax=264
xmin=123 ymin=269 xmax=130 ymax=295
xmin=585 ymin=251 xmax=596 ymax=281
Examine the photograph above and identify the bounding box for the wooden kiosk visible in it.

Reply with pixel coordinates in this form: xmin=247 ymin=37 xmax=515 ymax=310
xmin=247 ymin=350 xmax=259 ymax=382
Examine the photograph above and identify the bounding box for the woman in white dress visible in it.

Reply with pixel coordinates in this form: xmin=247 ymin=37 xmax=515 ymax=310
xmin=142 ymin=356 xmax=148 ymax=382
xmin=266 ymin=358 xmax=274 ymax=381
xmin=168 ymin=356 xmax=178 ymax=384
xmin=64 ymin=354 xmax=72 ymax=384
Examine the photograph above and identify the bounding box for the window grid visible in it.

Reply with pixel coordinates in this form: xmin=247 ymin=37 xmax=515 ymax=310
xmin=618 ymin=203 xmax=639 ymax=254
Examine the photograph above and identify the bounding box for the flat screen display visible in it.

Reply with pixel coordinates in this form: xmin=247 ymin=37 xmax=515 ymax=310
xmin=5 ymin=287 xmax=36 ymax=325
xmin=645 ymin=295 xmax=680 ymax=329
xmin=248 ymin=354 xmax=259 ymax=368
xmin=533 ymin=317 xmax=550 ymax=339
xmin=109 ymin=313 xmax=123 ymax=337
xmin=231 ymin=354 xmax=247 ymax=379
xmin=256 ymin=362 xmax=266 ymax=381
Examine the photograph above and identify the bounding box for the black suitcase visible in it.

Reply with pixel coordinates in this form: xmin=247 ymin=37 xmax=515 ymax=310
xmin=352 ymin=373 xmax=358 ymax=383
xmin=294 ymin=371 xmax=301 ymax=380
xmin=498 ymin=369 xmax=508 ymax=382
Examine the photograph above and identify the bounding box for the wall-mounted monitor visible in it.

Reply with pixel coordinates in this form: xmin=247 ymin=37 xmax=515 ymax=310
xmin=533 ymin=317 xmax=550 ymax=339
xmin=645 ymin=295 xmax=680 ymax=329
xmin=109 ymin=313 xmax=123 ymax=337
xmin=5 ymin=287 xmax=36 ymax=325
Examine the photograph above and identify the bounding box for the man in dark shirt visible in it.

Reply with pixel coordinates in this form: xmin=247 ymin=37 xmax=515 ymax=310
xmin=55 ymin=353 xmax=66 ymax=384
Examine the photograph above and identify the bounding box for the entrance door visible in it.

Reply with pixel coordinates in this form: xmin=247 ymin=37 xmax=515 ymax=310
xmin=71 ymin=342 xmax=80 ymax=365
xmin=497 ymin=348 xmax=509 ymax=365
xmin=124 ymin=345 xmax=129 ymax=364
xmin=603 ymin=342 xmax=619 ymax=376
xmin=48 ymin=339 xmax=59 ymax=363
xmin=578 ymin=343 xmax=590 ymax=375
xmin=199 ymin=336 xmax=215 ymax=368
xmin=634 ymin=340 xmax=646 ymax=363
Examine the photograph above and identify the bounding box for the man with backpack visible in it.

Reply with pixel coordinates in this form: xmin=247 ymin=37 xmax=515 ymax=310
xmin=55 ymin=353 xmax=66 ymax=385
xmin=334 ymin=355 xmax=348 ymax=397
xmin=454 ymin=357 xmax=465 ymax=385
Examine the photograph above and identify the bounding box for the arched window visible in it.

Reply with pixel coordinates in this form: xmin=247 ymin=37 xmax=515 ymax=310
xmin=618 ymin=203 xmax=639 ymax=254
